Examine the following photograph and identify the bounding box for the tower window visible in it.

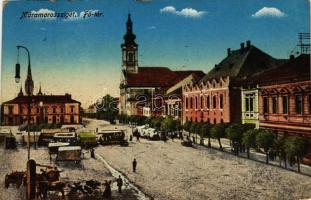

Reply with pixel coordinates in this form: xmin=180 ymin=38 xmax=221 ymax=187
xmin=200 ymin=96 xmax=203 ymax=109
xmin=128 ymin=52 xmax=134 ymax=62
xmin=195 ymin=96 xmax=198 ymax=109
xmin=185 ymin=97 xmax=188 ymax=109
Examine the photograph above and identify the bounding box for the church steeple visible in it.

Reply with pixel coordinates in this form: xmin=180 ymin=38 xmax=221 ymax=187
xmin=25 ymin=60 xmax=34 ymax=96
xmin=37 ymin=84 xmax=43 ymax=96
xmin=121 ymin=13 xmax=138 ymax=73
xmin=18 ymin=85 xmax=24 ymax=97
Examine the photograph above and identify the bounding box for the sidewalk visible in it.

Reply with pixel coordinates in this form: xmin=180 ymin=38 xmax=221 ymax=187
xmin=185 ymin=132 xmax=311 ymax=176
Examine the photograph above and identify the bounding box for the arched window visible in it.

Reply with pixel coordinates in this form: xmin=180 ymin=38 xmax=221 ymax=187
xmin=213 ymin=118 xmax=216 ymax=124
xmin=200 ymin=96 xmax=204 ymax=109
xmin=185 ymin=97 xmax=188 ymax=109
xmin=213 ymin=96 xmax=217 ymax=109
xmin=190 ymin=97 xmax=193 ymax=109
xmin=128 ymin=52 xmax=134 ymax=62
xmin=219 ymin=94 xmax=224 ymax=109
xmin=195 ymin=96 xmax=198 ymax=109
xmin=206 ymin=95 xmax=210 ymax=109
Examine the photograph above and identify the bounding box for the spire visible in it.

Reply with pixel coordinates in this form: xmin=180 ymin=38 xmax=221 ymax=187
xmin=123 ymin=13 xmax=137 ymax=46
xmin=37 ymin=83 xmax=42 ymax=96
xmin=18 ymin=85 xmax=24 ymax=97
xmin=25 ymin=62 xmax=34 ymax=96
xmin=126 ymin=13 xmax=133 ymax=33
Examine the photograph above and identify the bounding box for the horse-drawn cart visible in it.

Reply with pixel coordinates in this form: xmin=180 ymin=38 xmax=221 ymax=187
xmin=56 ymin=146 xmax=82 ymax=164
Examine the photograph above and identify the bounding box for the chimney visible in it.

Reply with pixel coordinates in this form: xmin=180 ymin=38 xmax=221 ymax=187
xmin=240 ymin=42 xmax=245 ymax=51
xmin=227 ymin=48 xmax=231 ymax=56
xmin=246 ymin=40 xmax=251 ymax=49
xmin=290 ymin=55 xmax=295 ymax=61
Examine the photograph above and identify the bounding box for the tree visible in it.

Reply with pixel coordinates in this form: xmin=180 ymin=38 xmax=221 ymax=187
xmin=242 ymin=129 xmax=258 ymax=159
xmin=183 ymin=121 xmax=192 ymax=133
xmin=190 ymin=122 xmax=197 ymax=137
xmin=200 ymin=123 xmax=212 ymax=148
xmin=225 ymin=124 xmax=244 ymax=155
xmin=272 ymin=136 xmax=287 ymax=168
xmin=161 ymin=117 xmax=175 ymax=136
xmin=284 ymin=136 xmax=310 ymax=173
xmin=96 ymin=95 xmax=119 ymax=123
xmin=256 ymin=129 xmax=276 ymax=164
xmin=211 ymin=123 xmax=228 ymax=151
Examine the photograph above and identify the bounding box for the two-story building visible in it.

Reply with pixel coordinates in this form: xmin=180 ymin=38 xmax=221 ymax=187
xmin=183 ymin=41 xmax=284 ymax=124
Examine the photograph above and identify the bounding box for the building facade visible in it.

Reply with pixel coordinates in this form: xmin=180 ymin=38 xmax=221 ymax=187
xmin=119 ymin=14 xmax=204 ymax=117
xmin=183 ymin=41 xmax=284 ymax=124
xmin=241 ymin=85 xmax=259 ymax=128
xmin=2 ymin=93 xmax=81 ymax=126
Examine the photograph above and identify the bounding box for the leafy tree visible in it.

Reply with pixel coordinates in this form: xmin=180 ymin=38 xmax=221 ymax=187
xmin=284 ymin=136 xmax=310 ymax=172
xmin=183 ymin=121 xmax=192 ymax=133
xmin=272 ymin=136 xmax=287 ymax=168
xmin=256 ymin=129 xmax=276 ymax=164
xmin=190 ymin=122 xmax=197 ymax=137
xmin=96 ymin=95 xmax=119 ymax=123
xmin=211 ymin=123 xmax=228 ymax=151
xmin=226 ymin=124 xmax=244 ymax=155
xmin=200 ymin=123 xmax=212 ymax=148
xmin=242 ymin=129 xmax=258 ymax=159
xmin=161 ymin=117 xmax=176 ymax=134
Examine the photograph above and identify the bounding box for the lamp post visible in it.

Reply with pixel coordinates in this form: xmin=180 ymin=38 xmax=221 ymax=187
xmin=15 ymin=45 xmax=32 ymax=160
xmin=15 ymin=45 xmax=36 ymax=200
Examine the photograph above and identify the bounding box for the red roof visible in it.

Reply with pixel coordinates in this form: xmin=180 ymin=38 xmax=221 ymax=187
xmin=124 ymin=67 xmax=204 ymax=88
xmin=2 ymin=94 xmax=81 ymax=105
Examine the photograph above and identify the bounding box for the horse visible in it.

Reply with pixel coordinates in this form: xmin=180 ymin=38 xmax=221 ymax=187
xmin=4 ymin=171 xmax=26 ymax=188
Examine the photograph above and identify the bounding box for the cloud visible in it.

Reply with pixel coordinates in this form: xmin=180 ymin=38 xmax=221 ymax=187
xmin=30 ymin=8 xmax=56 ymax=20
xmin=147 ymin=26 xmax=156 ymax=30
xmin=251 ymin=7 xmax=286 ymax=18
xmin=160 ymin=6 xmax=206 ymax=18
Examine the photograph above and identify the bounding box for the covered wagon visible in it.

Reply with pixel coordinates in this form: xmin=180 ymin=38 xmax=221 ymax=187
xmin=56 ymin=146 xmax=82 ymax=164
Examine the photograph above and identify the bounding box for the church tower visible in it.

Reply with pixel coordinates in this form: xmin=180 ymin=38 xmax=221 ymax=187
xmin=25 ymin=61 xmax=34 ymax=96
xmin=121 ymin=13 xmax=138 ymax=73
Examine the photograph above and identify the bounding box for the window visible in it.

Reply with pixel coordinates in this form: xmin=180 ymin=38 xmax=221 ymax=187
xmin=213 ymin=119 xmax=216 ymax=124
xmin=53 ymin=107 xmax=56 ymax=114
xmin=213 ymin=96 xmax=217 ymax=109
xmin=128 ymin=52 xmax=134 ymax=62
xmin=70 ymin=106 xmax=74 ymax=113
xmin=309 ymin=94 xmax=311 ymax=113
xmin=295 ymin=95 xmax=303 ymax=114
xmin=200 ymin=96 xmax=203 ymax=109
xmin=206 ymin=95 xmax=210 ymax=109
xmin=263 ymin=96 xmax=269 ymax=114
xmin=190 ymin=97 xmax=193 ymax=109
xmin=219 ymin=94 xmax=224 ymax=109
xmin=37 ymin=108 xmax=40 ymax=114
xmin=195 ymin=97 xmax=198 ymax=109
xmin=61 ymin=107 xmax=64 ymax=113
xmin=282 ymin=96 xmax=288 ymax=114
xmin=185 ymin=97 xmax=188 ymax=109
xmin=272 ymin=96 xmax=278 ymax=114
xmin=8 ymin=106 xmax=13 ymax=115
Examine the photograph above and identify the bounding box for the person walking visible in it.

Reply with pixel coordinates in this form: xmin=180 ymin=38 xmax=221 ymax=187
xmin=39 ymin=170 xmax=48 ymax=199
xmin=116 ymin=175 xmax=123 ymax=193
xmin=132 ymin=158 xmax=137 ymax=173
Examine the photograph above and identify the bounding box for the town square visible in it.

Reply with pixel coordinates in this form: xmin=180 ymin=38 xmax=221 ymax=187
xmin=0 ymin=0 xmax=310 ymax=200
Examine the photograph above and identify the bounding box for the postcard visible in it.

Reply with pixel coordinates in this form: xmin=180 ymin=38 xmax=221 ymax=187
xmin=0 ymin=0 xmax=310 ymax=200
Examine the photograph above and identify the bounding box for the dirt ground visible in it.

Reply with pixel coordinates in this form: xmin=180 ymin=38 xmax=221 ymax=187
xmin=95 ymin=139 xmax=311 ymax=200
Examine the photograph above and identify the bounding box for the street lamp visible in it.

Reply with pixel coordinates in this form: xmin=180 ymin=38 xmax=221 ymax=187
xmin=15 ymin=45 xmax=32 ymax=160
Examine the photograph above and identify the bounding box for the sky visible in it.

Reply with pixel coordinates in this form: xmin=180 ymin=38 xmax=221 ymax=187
xmin=0 ymin=0 xmax=310 ymax=108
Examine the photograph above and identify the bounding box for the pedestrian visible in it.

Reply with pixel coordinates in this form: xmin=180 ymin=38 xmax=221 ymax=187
xmin=90 ymin=148 xmax=95 ymax=159
xmin=132 ymin=158 xmax=137 ymax=173
xmin=116 ymin=175 xmax=123 ymax=193
xmin=39 ymin=170 xmax=48 ymax=199
xmin=102 ymin=180 xmax=112 ymax=199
